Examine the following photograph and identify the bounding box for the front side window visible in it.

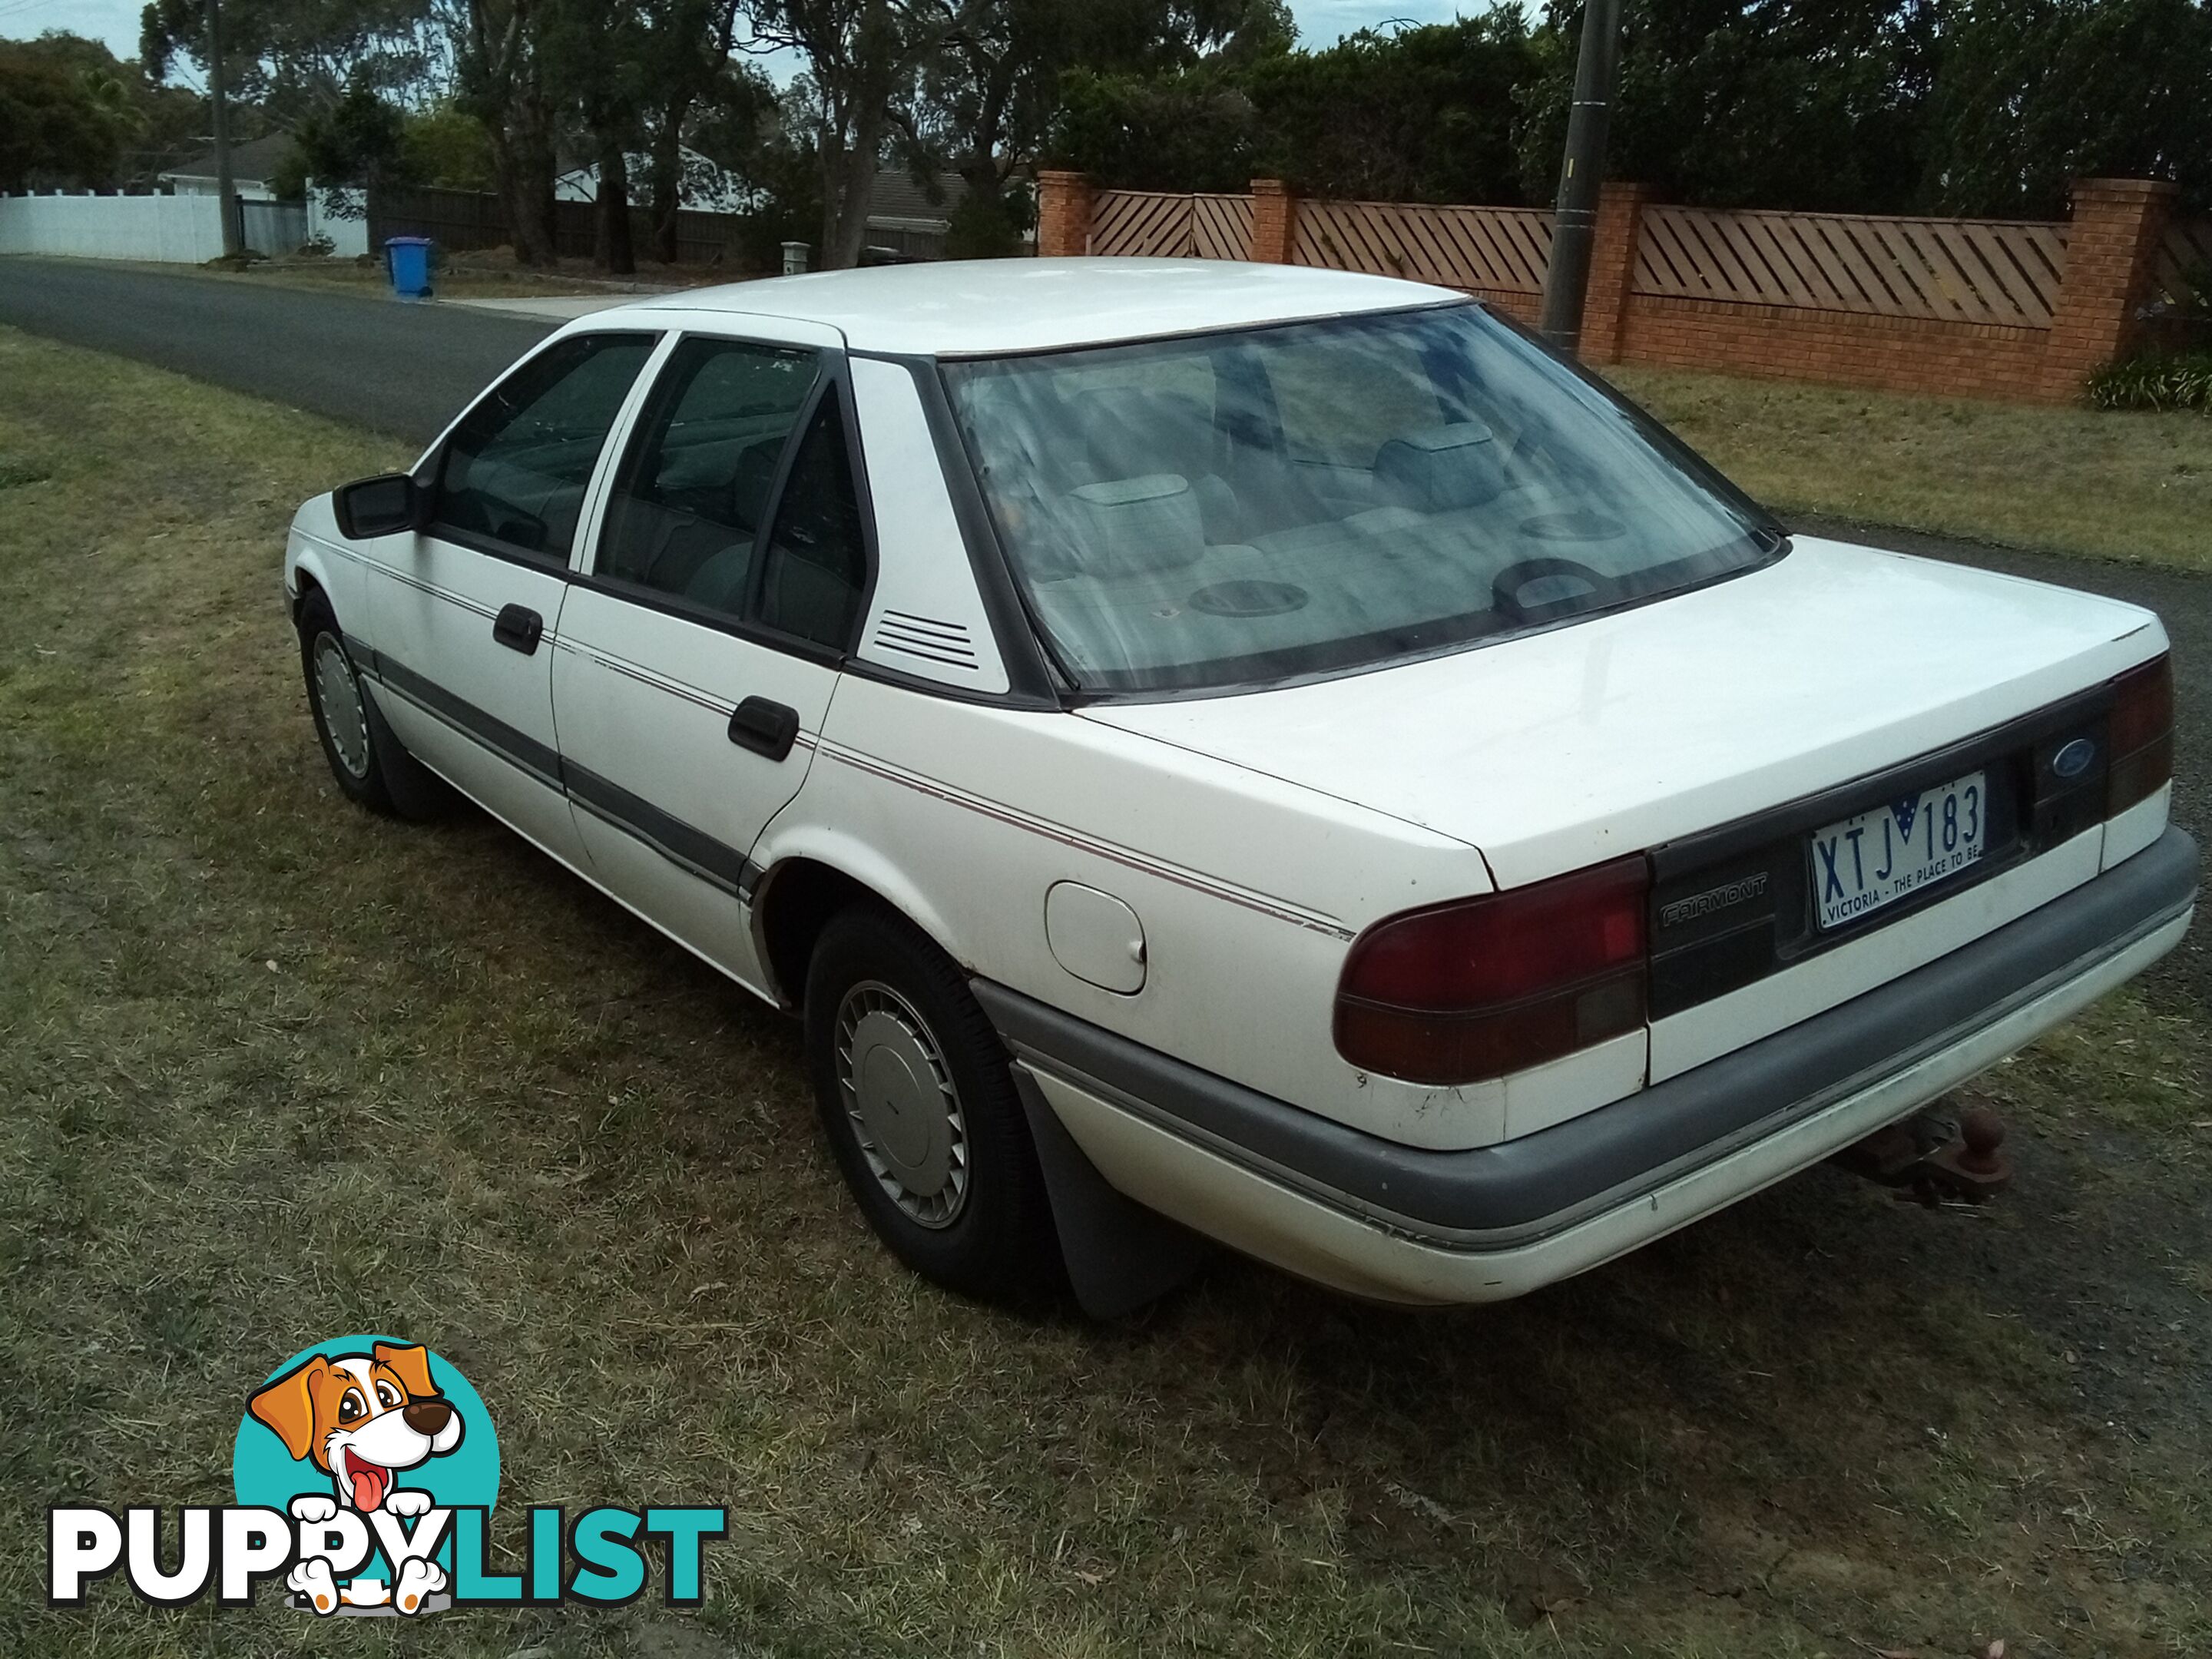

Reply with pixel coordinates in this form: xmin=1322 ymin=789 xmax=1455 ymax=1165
xmin=595 ymin=337 xmax=819 ymax=618
xmin=944 ymin=304 xmax=1780 ymax=693
xmin=431 ymin=333 xmax=656 ymax=560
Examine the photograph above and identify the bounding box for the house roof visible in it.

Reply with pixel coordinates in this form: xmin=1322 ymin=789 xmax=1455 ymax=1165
xmin=603 ymin=258 xmax=1462 ymax=357
xmin=866 ymin=169 xmax=967 ymax=229
xmin=162 ymin=131 xmax=296 ymax=184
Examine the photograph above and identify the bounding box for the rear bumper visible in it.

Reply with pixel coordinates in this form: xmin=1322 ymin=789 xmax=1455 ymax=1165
xmin=975 ymin=826 xmax=2197 ymax=1305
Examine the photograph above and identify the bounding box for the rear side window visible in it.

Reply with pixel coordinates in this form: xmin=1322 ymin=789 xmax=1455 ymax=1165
xmin=432 ymin=333 xmax=655 ymax=559
xmin=595 ymin=338 xmax=819 ymax=618
xmin=757 ymin=398 xmax=868 ymax=651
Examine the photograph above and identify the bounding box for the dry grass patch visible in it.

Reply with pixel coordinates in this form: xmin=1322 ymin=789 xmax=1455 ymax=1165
xmin=1608 ymin=365 xmax=2212 ymax=574
xmin=2 ymin=327 xmax=2209 ymax=1657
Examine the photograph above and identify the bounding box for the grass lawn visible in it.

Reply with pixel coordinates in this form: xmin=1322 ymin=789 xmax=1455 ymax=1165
xmin=2 ymin=325 xmax=2210 ymax=1657
xmin=1608 ymin=366 xmax=2212 ymax=575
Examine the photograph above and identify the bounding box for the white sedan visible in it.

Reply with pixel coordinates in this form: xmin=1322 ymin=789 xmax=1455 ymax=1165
xmin=284 ymin=260 xmax=2194 ymax=1312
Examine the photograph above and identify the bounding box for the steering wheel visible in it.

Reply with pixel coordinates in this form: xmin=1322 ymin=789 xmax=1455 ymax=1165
xmin=1490 ymin=557 xmax=1622 ymax=624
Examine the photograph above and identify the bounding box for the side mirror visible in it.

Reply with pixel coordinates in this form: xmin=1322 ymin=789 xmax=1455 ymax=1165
xmin=333 ymin=473 xmax=425 ymax=541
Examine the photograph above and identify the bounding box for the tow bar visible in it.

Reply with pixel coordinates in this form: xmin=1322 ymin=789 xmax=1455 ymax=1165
xmin=1831 ymin=1096 xmax=2012 ymax=1204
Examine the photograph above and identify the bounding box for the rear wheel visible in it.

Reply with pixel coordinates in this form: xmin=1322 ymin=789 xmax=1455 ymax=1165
xmin=296 ymin=589 xmax=447 ymax=818
xmin=804 ymin=906 xmax=1057 ymax=1302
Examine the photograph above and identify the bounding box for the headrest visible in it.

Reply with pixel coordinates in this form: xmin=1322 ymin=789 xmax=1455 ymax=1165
xmin=1067 ymin=386 xmax=1210 ymax=480
xmin=1062 ymin=473 xmax=1205 ymax=576
xmin=1373 ymin=421 xmax=1505 ymax=515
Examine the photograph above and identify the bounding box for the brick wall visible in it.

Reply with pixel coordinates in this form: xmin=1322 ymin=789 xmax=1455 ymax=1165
xmin=1035 ymin=170 xmax=1094 ymax=257
xmin=1616 ymin=299 xmax=2053 ymax=400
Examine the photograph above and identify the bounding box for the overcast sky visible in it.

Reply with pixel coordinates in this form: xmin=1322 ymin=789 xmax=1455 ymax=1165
xmin=0 ymin=0 xmax=1482 ymax=82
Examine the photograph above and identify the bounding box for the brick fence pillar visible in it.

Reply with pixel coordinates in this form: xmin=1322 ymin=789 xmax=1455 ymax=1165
xmin=1036 ymin=170 xmax=1095 ymax=257
xmin=2038 ymin=177 xmax=2177 ymax=401
xmin=1578 ymin=181 xmax=1653 ymax=363
xmin=1249 ymin=178 xmax=1298 ymax=263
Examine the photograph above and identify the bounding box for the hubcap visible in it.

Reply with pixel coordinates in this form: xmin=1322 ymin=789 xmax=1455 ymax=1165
xmin=313 ymin=634 xmax=372 ymax=780
xmin=835 ymin=980 xmax=969 ymax=1228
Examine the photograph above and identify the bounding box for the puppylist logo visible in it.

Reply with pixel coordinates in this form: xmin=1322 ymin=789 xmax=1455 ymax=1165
xmin=48 ymin=1334 xmax=725 ymax=1616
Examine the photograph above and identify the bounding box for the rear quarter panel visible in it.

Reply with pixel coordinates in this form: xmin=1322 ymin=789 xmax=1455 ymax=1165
xmin=766 ymin=674 xmax=1535 ymax=1147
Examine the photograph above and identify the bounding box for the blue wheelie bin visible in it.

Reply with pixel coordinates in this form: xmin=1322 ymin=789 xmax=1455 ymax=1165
xmin=385 ymin=236 xmax=435 ymax=300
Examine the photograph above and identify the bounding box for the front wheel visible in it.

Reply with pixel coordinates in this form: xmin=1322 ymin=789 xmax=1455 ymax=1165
xmin=296 ymin=589 xmax=447 ymax=819
xmin=804 ymin=906 xmax=1057 ymax=1303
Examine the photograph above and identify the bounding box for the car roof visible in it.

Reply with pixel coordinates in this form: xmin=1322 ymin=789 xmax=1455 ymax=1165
xmin=603 ymin=258 xmax=1464 ymax=357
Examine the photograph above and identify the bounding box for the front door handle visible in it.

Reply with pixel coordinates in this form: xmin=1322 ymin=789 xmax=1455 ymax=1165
xmin=729 ymin=697 xmax=800 ymax=761
xmin=492 ymin=604 xmax=543 ymax=654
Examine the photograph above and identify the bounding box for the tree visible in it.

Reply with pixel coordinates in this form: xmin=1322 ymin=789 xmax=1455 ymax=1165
xmin=289 ymin=79 xmax=409 ymax=193
xmin=1925 ymin=0 xmax=2212 ymax=216
xmin=140 ymin=0 xmax=439 ymax=124
xmin=4 ymin=30 xmax=200 ymax=187
xmin=401 ymin=103 xmax=499 ymax=190
xmin=747 ymin=0 xmax=957 ymax=268
xmin=634 ymin=0 xmax=750 ymax=262
xmin=538 ymin=0 xmax=648 ymax=270
xmin=1245 ymin=14 xmax=1536 ymax=203
xmin=452 ymin=0 xmax=560 ymax=265
xmin=1512 ymin=0 xmax=1938 ymax=214
xmin=0 ymin=38 xmax=134 ymax=192
xmin=1049 ymin=65 xmax=1257 ymax=191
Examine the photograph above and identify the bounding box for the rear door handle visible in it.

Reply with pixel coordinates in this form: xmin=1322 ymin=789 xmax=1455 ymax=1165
xmin=492 ymin=604 xmax=544 ymax=654
xmin=729 ymin=697 xmax=800 ymax=761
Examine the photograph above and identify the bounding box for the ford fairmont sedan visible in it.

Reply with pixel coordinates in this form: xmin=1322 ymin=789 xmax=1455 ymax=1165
xmin=285 ymin=260 xmax=2194 ymax=1311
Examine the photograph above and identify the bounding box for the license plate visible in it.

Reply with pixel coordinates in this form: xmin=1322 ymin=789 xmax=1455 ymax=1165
xmin=1811 ymin=770 xmax=1988 ymax=929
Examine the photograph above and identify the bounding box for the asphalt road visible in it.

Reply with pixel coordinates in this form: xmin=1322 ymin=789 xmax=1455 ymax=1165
xmin=1 ymin=257 xmax=2201 ymax=1004
xmin=0 ymin=257 xmax=554 ymax=445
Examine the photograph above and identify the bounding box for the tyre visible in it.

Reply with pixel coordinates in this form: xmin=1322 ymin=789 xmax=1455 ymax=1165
xmin=804 ymin=905 xmax=1058 ymax=1302
xmin=296 ymin=588 xmax=449 ymax=819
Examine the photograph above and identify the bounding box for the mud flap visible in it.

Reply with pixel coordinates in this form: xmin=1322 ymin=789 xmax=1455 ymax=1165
xmin=1013 ymin=1068 xmax=1207 ymax=1318
xmin=359 ymin=677 xmax=457 ymax=820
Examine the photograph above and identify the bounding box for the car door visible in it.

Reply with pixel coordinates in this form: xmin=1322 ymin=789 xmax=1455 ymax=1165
xmin=551 ymin=326 xmax=873 ymax=994
xmin=368 ymin=329 xmax=659 ymax=868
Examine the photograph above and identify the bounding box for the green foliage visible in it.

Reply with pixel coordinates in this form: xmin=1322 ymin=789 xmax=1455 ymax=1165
xmin=1051 ymin=14 xmax=1535 ymax=199
xmin=1924 ymin=0 xmax=2212 ymax=216
xmin=1514 ymin=0 xmax=1937 ymax=213
xmin=944 ymin=185 xmax=1025 ymax=257
xmin=0 ymin=37 xmax=134 ymax=192
xmin=401 ymin=106 xmax=498 ymax=192
xmin=1247 ymin=15 xmax=1536 ymax=202
xmin=290 ymin=81 xmax=406 ymax=191
xmin=139 ymin=0 xmax=437 ymax=124
xmin=1050 ymin=65 xmax=1257 ymax=190
xmin=1055 ymin=0 xmax=2212 ymax=216
xmin=2087 ymin=351 xmax=2212 ymax=412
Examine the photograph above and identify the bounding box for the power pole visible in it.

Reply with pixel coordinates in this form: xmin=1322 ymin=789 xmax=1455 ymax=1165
xmin=209 ymin=0 xmax=240 ymax=257
xmin=1536 ymin=0 xmax=1622 ymax=353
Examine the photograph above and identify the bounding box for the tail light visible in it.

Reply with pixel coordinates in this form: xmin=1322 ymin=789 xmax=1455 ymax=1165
xmin=1333 ymin=856 xmax=1648 ymax=1085
xmin=2107 ymin=654 xmax=2174 ymax=816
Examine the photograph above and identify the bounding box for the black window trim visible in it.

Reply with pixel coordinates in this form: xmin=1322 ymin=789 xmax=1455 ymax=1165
xmin=416 ymin=326 xmax=669 ymax=572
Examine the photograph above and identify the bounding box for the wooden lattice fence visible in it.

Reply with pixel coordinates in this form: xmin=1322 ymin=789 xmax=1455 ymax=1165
xmin=1633 ymin=207 xmax=2069 ymax=329
xmin=1088 ymin=190 xmax=1251 ymax=258
xmin=2158 ymin=217 xmax=2212 ymax=306
xmin=1292 ymin=200 xmax=1553 ymax=296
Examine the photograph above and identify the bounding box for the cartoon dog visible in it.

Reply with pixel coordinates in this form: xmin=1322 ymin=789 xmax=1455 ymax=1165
xmin=248 ymin=1341 xmax=464 ymax=1614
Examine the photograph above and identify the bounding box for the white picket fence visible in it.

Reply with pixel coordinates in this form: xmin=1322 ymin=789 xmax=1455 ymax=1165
xmin=0 ymin=187 xmax=369 ymax=263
